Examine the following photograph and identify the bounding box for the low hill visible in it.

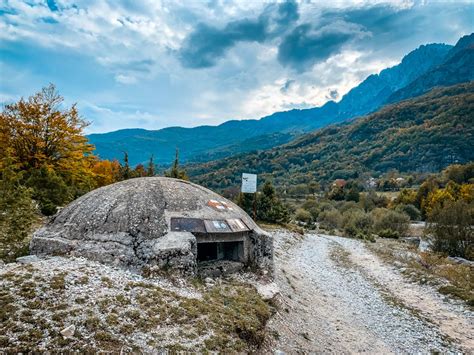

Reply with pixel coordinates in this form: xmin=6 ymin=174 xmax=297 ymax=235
xmin=187 ymin=83 xmax=474 ymax=192
xmin=88 ymin=40 xmax=457 ymax=166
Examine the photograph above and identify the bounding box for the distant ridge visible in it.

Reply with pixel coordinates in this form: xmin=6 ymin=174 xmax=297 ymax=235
xmin=187 ymin=82 xmax=474 ymax=192
xmin=88 ymin=34 xmax=472 ymax=166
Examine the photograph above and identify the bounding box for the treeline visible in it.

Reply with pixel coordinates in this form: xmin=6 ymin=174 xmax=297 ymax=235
xmin=0 ymin=85 xmax=186 ymax=261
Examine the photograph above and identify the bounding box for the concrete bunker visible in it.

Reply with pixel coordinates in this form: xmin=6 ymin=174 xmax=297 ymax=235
xmin=30 ymin=177 xmax=273 ymax=277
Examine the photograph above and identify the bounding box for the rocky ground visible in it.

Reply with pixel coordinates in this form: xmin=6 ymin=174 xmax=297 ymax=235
xmin=2 ymin=230 xmax=473 ymax=353
xmin=264 ymin=230 xmax=474 ymax=354
xmin=0 ymin=256 xmax=271 ymax=352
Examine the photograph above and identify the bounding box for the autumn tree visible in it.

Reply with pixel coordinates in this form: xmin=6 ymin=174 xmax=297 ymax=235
xmin=91 ymin=159 xmax=121 ymax=187
xmin=134 ymin=164 xmax=147 ymax=177
xmin=0 ymin=84 xmax=95 ymax=187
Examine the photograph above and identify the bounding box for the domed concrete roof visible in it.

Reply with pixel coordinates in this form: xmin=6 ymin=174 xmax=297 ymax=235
xmin=31 ymin=177 xmax=261 ymax=270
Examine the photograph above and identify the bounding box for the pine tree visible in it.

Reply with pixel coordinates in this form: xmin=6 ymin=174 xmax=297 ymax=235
xmin=147 ymin=155 xmax=156 ymax=177
xmin=26 ymin=165 xmax=71 ymax=215
xmin=0 ymin=153 xmax=38 ymax=261
xmin=165 ymin=148 xmax=188 ymax=180
xmin=121 ymin=152 xmax=131 ymax=180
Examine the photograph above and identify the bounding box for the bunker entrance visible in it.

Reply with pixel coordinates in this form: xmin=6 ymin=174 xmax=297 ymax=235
xmin=197 ymin=241 xmax=244 ymax=262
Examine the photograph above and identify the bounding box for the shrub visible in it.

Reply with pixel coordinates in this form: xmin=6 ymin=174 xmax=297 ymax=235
xmin=427 ymin=200 xmax=474 ymax=260
xmin=294 ymin=208 xmax=312 ymax=224
xmin=318 ymin=210 xmax=343 ymax=230
xmin=394 ymin=204 xmax=421 ymax=221
xmin=342 ymin=210 xmax=373 ymax=237
xmin=378 ymin=229 xmax=400 ymax=239
xmin=336 ymin=201 xmax=359 ymax=214
xmin=371 ymin=208 xmax=410 ymax=237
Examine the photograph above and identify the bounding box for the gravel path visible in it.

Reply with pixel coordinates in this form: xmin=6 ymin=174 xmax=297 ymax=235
xmin=266 ymin=231 xmax=474 ymax=354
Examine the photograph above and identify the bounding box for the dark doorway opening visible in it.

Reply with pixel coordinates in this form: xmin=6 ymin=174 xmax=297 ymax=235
xmin=197 ymin=241 xmax=243 ymax=262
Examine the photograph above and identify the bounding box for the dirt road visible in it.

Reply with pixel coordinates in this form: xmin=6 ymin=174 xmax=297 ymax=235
xmin=265 ymin=231 xmax=473 ymax=354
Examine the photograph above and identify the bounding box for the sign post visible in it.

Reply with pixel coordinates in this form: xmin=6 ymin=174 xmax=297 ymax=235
xmin=241 ymin=173 xmax=257 ymax=220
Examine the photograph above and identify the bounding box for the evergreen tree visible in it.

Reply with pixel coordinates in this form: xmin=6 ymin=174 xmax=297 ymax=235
xmin=147 ymin=155 xmax=155 ymax=177
xmin=257 ymin=181 xmax=290 ymax=223
xmin=121 ymin=151 xmax=131 ymax=180
xmin=0 ymin=153 xmax=38 ymax=261
xmin=26 ymin=165 xmax=72 ymax=215
xmin=165 ymin=148 xmax=188 ymax=180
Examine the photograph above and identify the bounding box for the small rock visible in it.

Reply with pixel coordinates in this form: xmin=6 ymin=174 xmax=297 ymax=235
xmin=256 ymin=282 xmax=280 ymax=300
xmin=16 ymin=255 xmax=39 ymax=264
xmin=204 ymin=277 xmax=213 ymax=284
xmin=61 ymin=324 xmax=75 ymax=339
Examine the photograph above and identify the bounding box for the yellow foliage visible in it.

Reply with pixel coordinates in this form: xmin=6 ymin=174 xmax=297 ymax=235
xmin=460 ymin=184 xmax=474 ymax=203
xmin=0 ymin=84 xmax=95 ymax=188
xmin=91 ymin=160 xmax=121 ymax=187
xmin=424 ymin=188 xmax=455 ymax=217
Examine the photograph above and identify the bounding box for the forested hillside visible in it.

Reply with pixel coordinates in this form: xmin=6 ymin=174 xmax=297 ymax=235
xmin=88 ymin=39 xmax=462 ymax=166
xmin=187 ymin=83 xmax=474 ymax=192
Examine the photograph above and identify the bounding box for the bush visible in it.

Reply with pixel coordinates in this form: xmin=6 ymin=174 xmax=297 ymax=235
xmin=342 ymin=210 xmax=373 ymax=237
xmin=318 ymin=210 xmax=343 ymax=230
xmin=378 ymin=229 xmax=400 ymax=239
xmin=394 ymin=204 xmax=421 ymax=221
xmin=371 ymin=208 xmax=410 ymax=237
xmin=336 ymin=201 xmax=359 ymax=214
xmin=427 ymin=200 xmax=474 ymax=260
xmin=294 ymin=208 xmax=312 ymax=224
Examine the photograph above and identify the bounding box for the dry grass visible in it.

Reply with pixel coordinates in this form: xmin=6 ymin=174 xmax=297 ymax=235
xmin=369 ymin=239 xmax=473 ymax=307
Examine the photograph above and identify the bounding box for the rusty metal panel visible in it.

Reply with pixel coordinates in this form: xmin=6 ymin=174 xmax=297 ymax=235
xmin=203 ymin=220 xmax=232 ymax=233
xmin=170 ymin=218 xmax=206 ymax=233
xmin=226 ymin=218 xmax=249 ymax=232
xmin=207 ymin=199 xmax=234 ymax=212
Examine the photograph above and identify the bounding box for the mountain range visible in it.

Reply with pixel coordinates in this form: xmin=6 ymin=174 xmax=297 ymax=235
xmin=187 ymin=82 xmax=474 ymax=192
xmin=87 ymin=33 xmax=473 ymax=166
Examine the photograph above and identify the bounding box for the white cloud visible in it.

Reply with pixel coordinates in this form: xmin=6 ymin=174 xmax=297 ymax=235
xmin=1 ymin=0 xmax=472 ymax=133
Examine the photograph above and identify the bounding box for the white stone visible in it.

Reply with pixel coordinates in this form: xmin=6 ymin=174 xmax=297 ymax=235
xmin=256 ymin=282 xmax=280 ymax=300
xmin=61 ymin=324 xmax=75 ymax=338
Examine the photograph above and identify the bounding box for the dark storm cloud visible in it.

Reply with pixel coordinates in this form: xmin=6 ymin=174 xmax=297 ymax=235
xmin=178 ymin=1 xmax=299 ymax=68
xmin=277 ymin=24 xmax=356 ymax=72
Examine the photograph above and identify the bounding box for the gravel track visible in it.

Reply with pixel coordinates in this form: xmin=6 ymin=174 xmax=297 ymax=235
xmin=266 ymin=231 xmax=473 ymax=354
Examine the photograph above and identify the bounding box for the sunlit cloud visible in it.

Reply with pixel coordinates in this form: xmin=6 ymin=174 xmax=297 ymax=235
xmin=0 ymin=0 xmax=472 ymax=133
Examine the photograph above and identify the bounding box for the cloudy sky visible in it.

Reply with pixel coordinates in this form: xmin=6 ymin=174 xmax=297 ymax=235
xmin=0 ymin=0 xmax=473 ymax=133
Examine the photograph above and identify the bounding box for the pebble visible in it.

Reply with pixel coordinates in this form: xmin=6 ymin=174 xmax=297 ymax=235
xmin=60 ymin=325 xmax=75 ymax=339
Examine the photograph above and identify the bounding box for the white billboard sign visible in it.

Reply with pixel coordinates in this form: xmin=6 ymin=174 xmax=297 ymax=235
xmin=241 ymin=173 xmax=257 ymax=193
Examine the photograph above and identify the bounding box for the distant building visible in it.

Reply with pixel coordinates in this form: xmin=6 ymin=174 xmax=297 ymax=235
xmin=332 ymin=179 xmax=347 ymax=188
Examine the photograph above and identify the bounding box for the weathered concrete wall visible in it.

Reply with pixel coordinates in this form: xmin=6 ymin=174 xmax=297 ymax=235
xmin=248 ymin=230 xmax=274 ymax=275
xmin=30 ymin=177 xmax=274 ymax=277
